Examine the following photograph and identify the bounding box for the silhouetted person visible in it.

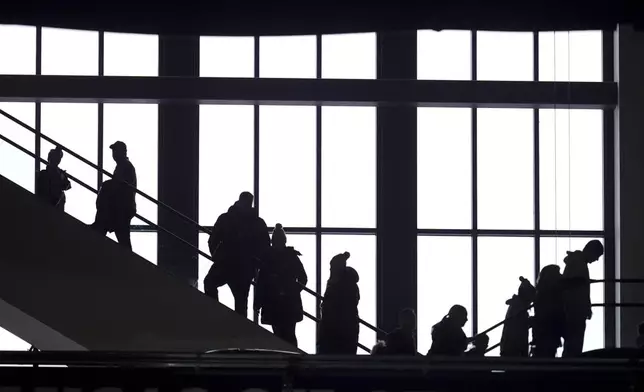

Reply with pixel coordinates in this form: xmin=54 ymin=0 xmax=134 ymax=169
xmin=531 ymin=265 xmax=565 ymax=357
xmin=637 ymin=323 xmax=644 ymax=349
xmin=427 ymin=305 xmax=468 ymax=357
xmin=318 ymin=253 xmax=360 ymax=355
xmin=465 ymin=333 xmax=489 ymax=357
xmin=205 ymin=192 xmax=270 ymax=316
xmin=254 ymin=223 xmax=308 ymax=346
xmin=91 ymin=141 xmax=137 ymax=250
xmin=562 ymin=240 xmax=604 ymax=357
xmin=36 ymin=147 xmax=71 ymax=210
xmin=384 ymin=308 xmax=417 ymax=355
xmin=500 ymin=277 xmax=536 ymax=357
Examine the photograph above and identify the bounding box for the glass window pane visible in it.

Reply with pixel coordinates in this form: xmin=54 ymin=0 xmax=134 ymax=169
xmin=321 ymin=235 xmax=376 ymax=354
xmin=322 ymin=33 xmax=376 ymax=79
xmin=259 ymin=106 xmax=316 ymax=227
xmin=0 ymin=103 xmax=35 ymax=192
xmin=417 ymin=236 xmax=472 ymax=355
xmin=104 ymin=32 xmax=158 ymax=77
xmin=478 ymin=109 xmax=533 ymax=230
xmin=131 ymin=232 xmax=157 ymax=265
xmin=540 ymin=237 xmax=604 ymax=353
xmin=0 ymin=25 xmax=36 ymax=75
xmin=322 ymin=107 xmax=375 ymax=228
xmin=478 ymin=237 xmax=534 ymax=355
xmin=103 ymin=104 xmax=158 ymax=225
xmin=41 ymin=103 xmax=98 ymax=224
xmin=477 ymin=31 xmax=533 ymax=81
xmin=42 ymin=28 xmax=98 ymax=76
xmin=539 ymin=31 xmax=602 ymax=82
xmin=417 ymin=30 xmax=471 ymax=80
xmin=199 ymin=105 xmax=254 ymax=226
xmin=260 ymin=35 xmax=316 ymax=79
xmin=539 ymin=109 xmax=603 ymax=231
xmin=200 ymin=36 xmax=255 ymax=78
xmin=418 ymin=108 xmax=471 ymax=229
xmin=0 ymin=328 xmax=29 ymax=350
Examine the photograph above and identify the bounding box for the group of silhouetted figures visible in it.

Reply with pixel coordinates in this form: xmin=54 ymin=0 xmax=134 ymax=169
xmin=35 ymin=144 xmax=606 ymax=357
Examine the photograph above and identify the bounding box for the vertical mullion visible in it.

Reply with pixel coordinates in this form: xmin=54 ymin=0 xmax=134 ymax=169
xmin=35 ymin=26 xmax=42 ymax=178
xmin=98 ymin=31 xmax=104 ymax=188
xmin=315 ymin=34 xmax=323 ymax=329
xmin=533 ymin=31 xmax=541 ymax=283
xmin=602 ymin=29 xmax=616 ymax=348
xmin=471 ymin=29 xmax=478 ymax=336
xmin=253 ymin=35 xmax=260 ymax=324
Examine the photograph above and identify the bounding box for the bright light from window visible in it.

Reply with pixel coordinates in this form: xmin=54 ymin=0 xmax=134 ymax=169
xmin=0 ymin=327 xmax=29 ymax=351
xmin=417 ymin=236 xmax=472 ymax=355
xmin=417 ymin=30 xmax=471 ymax=80
xmin=477 ymin=31 xmax=533 ymax=81
xmin=478 ymin=109 xmax=533 ymax=229
xmin=199 ymin=105 xmax=254 ymax=226
xmin=131 ymin=232 xmax=158 ymax=265
xmin=321 ymin=235 xmax=376 ymax=354
xmin=539 ymin=109 xmax=603 ymax=231
xmin=322 ymin=33 xmax=376 ymax=79
xmin=539 ymin=31 xmax=602 ymax=82
xmin=0 ymin=25 xmax=36 ymax=75
xmin=103 ymin=104 xmax=158 ymax=225
xmin=104 ymin=32 xmax=158 ymax=77
xmin=322 ymin=107 xmax=376 ymax=228
xmin=540 ymin=237 xmax=604 ymax=353
xmin=41 ymin=103 xmax=98 ymax=224
xmin=418 ymin=108 xmax=472 ymax=229
xmin=478 ymin=237 xmax=534 ymax=356
xmin=0 ymin=103 xmax=35 ymax=192
xmin=260 ymin=35 xmax=316 ymax=78
xmin=200 ymin=36 xmax=255 ymax=78
xmin=42 ymin=27 xmax=98 ymax=76
xmin=259 ymin=105 xmax=316 ymax=227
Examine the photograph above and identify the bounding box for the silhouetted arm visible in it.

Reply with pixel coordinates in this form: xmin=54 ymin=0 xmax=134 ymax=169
xmin=208 ymin=215 xmax=226 ymax=257
xmin=294 ymin=254 xmax=308 ymax=288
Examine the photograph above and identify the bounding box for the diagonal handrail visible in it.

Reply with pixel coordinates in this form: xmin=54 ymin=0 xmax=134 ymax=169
xmin=0 ymin=108 xmax=211 ymax=235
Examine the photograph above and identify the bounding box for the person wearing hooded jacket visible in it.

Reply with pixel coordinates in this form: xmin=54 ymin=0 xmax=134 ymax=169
xmin=318 ymin=252 xmax=360 ymax=354
xmin=205 ymin=191 xmax=270 ymax=316
xmin=500 ymin=277 xmax=536 ymax=357
xmin=254 ymin=223 xmax=308 ymax=346
xmin=561 ymin=240 xmax=604 ymax=357
xmin=531 ymin=264 xmax=565 ymax=357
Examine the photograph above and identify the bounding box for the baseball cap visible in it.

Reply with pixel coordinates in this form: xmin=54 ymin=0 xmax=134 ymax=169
xmin=109 ymin=141 xmax=127 ymax=151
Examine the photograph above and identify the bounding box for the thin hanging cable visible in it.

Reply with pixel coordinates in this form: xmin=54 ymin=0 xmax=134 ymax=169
xmin=567 ymin=31 xmax=573 ymax=250
xmin=553 ymin=31 xmax=559 ymax=263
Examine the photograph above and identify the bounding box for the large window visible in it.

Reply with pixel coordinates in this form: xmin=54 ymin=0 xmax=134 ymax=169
xmin=200 ymin=36 xmax=255 ymax=78
xmin=0 ymin=25 xmax=36 ymax=75
xmin=539 ymin=31 xmax=602 ymax=82
xmin=104 ymin=32 xmax=158 ymax=77
xmin=42 ymin=27 xmax=98 ymax=76
xmin=0 ymin=103 xmax=35 ymax=192
xmin=417 ymin=30 xmax=471 ymax=80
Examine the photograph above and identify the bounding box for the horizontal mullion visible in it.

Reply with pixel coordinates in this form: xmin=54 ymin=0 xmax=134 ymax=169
xmin=0 ymin=75 xmax=617 ymax=108
xmin=417 ymin=228 xmax=604 ymax=237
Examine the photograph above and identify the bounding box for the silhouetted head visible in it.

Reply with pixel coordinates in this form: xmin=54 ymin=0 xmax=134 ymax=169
xmin=110 ymin=141 xmax=128 ymax=163
xmin=345 ymin=266 xmax=359 ymax=283
xmin=517 ymin=276 xmax=536 ymax=302
xmin=399 ymin=308 xmax=416 ymax=332
xmin=473 ymin=333 xmax=489 ymax=350
xmin=447 ymin=305 xmax=468 ymax=328
xmin=47 ymin=147 xmax=63 ymax=168
xmin=536 ymin=264 xmax=562 ymax=290
xmin=272 ymin=223 xmax=286 ymax=248
xmin=330 ymin=252 xmax=350 ymax=276
xmin=583 ymin=240 xmax=604 ymax=263
xmin=237 ymin=191 xmax=254 ymax=211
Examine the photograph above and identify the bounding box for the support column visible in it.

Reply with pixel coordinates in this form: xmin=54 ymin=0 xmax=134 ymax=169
xmin=157 ymin=35 xmax=200 ymax=286
xmin=376 ymin=31 xmax=417 ymax=335
xmin=615 ymin=25 xmax=644 ymax=347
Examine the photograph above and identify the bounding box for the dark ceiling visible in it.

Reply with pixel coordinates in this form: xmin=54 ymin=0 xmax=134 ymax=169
xmin=0 ymin=1 xmax=637 ymax=35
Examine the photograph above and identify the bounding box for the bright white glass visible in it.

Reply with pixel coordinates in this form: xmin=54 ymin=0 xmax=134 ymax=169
xmin=42 ymin=27 xmax=98 ymax=76
xmin=418 ymin=108 xmax=472 ymax=229
xmin=260 ymin=35 xmax=316 ymax=79
xmin=417 ymin=236 xmax=472 ymax=355
xmin=477 ymin=31 xmax=533 ymax=81
xmin=103 ymin=104 xmax=158 ymax=225
xmin=477 ymin=109 xmax=533 ymax=229
xmin=417 ymin=30 xmax=471 ymax=80
xmin=322 ymin=33 xmax=376 ymax=79
xmin=104 ymin=32 xmax=158 ymax=77
xmin=199 ymin=105 xmax=254 ymax=226
xmin=0 ymin=25 xmax=36 ymax=75
xmin=540 ymin=237 xmax=604 ymax=353
xmin=539 ymin=31 xmax=602 ymax=82
xmin=131 ymin=232 xmax=158 ymax=265
xmin=200 ymin=36 xmax=255 ymax=78
xmin=259 ymin=106 xmax=316 ymax=227
xmin=0 ymin=328 xmax=29 ymax=350
xmin=322 ymin=107 xmax=376 ymax=228
xmin=41 ymin=103 xmax=98 ymax=224
xmin=321 ymin=235 xmax=376 ymax=354
xmin=539 ymin=109 xmax=603 ymax=231
xmin=478 ymin=237 xmax=534 ymax=356
xmin=0 ymin=103 xmax=35 ymax=192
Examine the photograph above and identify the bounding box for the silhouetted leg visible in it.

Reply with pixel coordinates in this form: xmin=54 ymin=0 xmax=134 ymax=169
xmin=273 ymin=323 xmax=298 ymax=347
xmin=114 ymin=224 xmax=132 ymax=251
xmin=229 ymin=279 xmax=251 ymax=317
xmin=204 ymin=284 xmax=219 ymax=302
xmin=563 ymin=317 xmax=586 ymax=357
